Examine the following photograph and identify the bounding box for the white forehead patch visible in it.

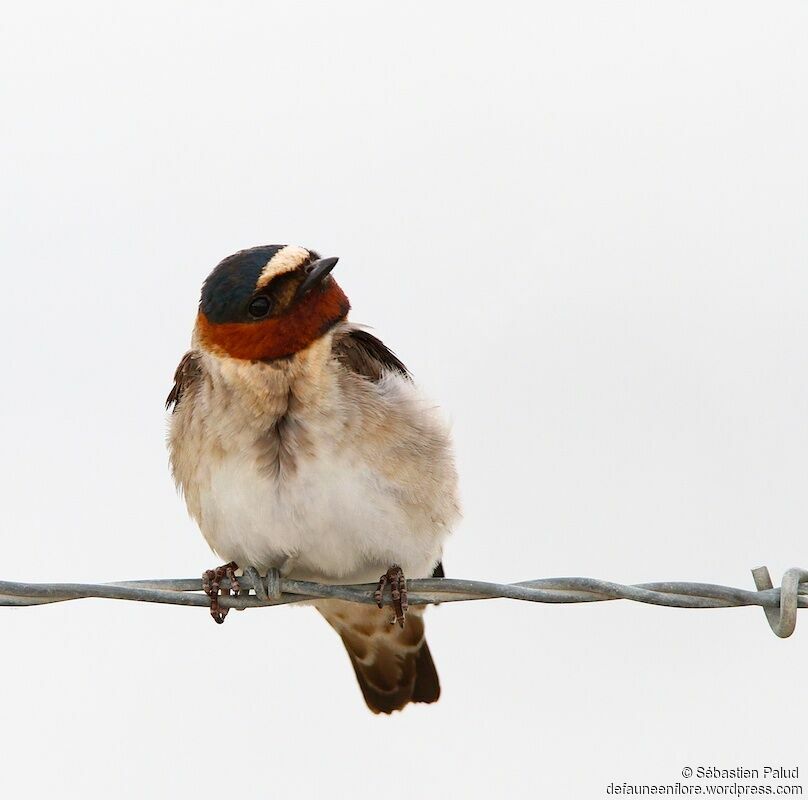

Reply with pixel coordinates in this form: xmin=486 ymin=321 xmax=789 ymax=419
xmin=256 ymin=245 xmax=311 ymax=289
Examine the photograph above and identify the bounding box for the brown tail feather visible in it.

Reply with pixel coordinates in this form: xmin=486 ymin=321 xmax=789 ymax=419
xmin=411 ymin=639 xmax=440 ymax=704
xmin=316 ymin=600 xmax=440 ymax=714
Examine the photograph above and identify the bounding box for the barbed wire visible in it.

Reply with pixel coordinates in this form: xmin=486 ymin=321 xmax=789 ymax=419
xmin=1 ymin=566 xmax=806 ymax=638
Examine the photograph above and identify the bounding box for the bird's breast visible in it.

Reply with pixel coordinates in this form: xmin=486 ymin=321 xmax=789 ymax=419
xmin=191 ymin=430 xmax=442 ymax=583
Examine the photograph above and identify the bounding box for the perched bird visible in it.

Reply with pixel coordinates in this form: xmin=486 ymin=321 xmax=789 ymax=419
xmin=167 ymin=244 xmax=460 ymax=713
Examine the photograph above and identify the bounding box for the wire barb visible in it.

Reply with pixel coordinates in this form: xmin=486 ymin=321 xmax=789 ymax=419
xmin=1 ymin=566 xmax=806 ymax=638
xmin=751 ymin=566 xmax=808 ymax=638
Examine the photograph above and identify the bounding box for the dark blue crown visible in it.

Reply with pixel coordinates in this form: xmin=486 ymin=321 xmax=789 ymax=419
xmin=200 ymin=245 xmax=286 ymax=324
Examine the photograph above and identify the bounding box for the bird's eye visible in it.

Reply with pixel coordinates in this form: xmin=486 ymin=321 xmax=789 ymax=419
xmin=248 ymin=295 xmax=274 ymax=319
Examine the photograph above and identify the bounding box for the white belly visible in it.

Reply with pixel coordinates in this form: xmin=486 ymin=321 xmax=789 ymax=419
xmin=198 ymin=448 xmax=442 ymax=583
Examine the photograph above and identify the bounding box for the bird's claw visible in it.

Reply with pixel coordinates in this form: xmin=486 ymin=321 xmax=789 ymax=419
xmin=202 ymin=561 xmax=240 ymax=624
xmin=375 ymin=565 xmax=408 ymax=628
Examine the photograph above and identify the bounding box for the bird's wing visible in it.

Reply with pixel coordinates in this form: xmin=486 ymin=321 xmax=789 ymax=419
xmin=332 ymin=324 xmax=446 ymax=577
xmin=329 ymin=324 xmax=446 ymax=711
xmin=332 ymin=324 xmax=411 ymax=382
xmin=166 ymin=351 xmax=202 ymax=411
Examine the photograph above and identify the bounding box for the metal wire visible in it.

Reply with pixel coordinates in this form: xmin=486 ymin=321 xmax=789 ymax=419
xmin=1 ymin=566 xmax=806 ymax=638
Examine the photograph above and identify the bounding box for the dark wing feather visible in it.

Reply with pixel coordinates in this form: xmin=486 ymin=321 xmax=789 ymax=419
xmin=333 ymin=326 xmax=411 ymax=382
xmin=166 ymin=351 xmax=202 ymax=411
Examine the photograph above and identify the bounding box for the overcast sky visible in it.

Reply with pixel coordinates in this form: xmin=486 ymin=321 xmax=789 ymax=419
xmin=1 ymin=2 xmax=806 ymax=797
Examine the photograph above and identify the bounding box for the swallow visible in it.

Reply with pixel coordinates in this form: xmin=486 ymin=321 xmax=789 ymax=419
xmin=167 ymin=245 xmax=460 ymax=713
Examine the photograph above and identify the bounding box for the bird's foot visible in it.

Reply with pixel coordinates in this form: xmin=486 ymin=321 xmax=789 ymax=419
xmin=375 ymin=565 xmax=408 ymax=628
xmin=202 ymin=561 xmax=240 ymax=624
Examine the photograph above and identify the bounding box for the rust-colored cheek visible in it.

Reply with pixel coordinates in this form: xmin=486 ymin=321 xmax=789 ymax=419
xmin=197 ymin=281 xmax=350 ymax=361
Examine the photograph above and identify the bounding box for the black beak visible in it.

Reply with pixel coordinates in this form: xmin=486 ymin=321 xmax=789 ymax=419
xmin=296 ymin=256 xmax=339 ymax=299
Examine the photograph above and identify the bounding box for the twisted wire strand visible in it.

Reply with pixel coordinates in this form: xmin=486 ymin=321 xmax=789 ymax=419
xmin=1 ymin=567 xmax=806 ymax=638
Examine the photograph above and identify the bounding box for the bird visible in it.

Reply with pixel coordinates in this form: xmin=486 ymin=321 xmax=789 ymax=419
xmin=167 ymin=244 xmax=460 ymax=714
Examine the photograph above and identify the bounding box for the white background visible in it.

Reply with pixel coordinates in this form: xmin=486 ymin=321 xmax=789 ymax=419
xmin=1 ymin=2 xmax=806 ymax=797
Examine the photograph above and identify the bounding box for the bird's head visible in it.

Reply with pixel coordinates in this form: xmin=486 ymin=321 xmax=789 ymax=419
xmin=194 ymin=245 xmax=350 ymax=362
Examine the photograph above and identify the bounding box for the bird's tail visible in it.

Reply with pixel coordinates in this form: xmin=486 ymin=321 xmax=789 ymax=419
xmin=316 ymin=600 xmax=440 ymax=714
